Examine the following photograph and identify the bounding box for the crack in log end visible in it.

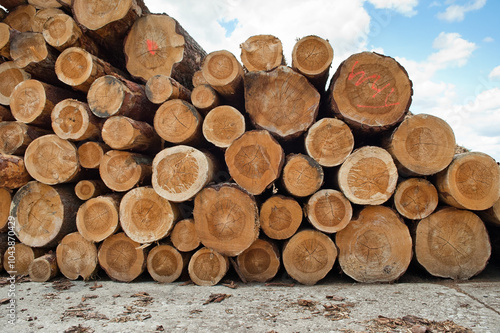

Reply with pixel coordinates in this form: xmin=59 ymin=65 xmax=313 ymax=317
xmin=405 ymin=127 xmax=439 ymax=162
xmin=354 ymin=230 xmax=391 ymax=266
xmin=242 ymin=248 xmax=271 ymax=275
xmin=193 ymin=252 xmax=221 ymax=282
xmin=234 ymin=144 xmax=271 ymax=179
xmin=292 ymin=239 xmax=328 ymax=274
xmin=455 ymin=160 xmax=492 ymax=200
xmin=268 ymin=206 xmax=292 ymax=232
xmin=207 ymin=199 xmax=245 ymax=241
xmin=348 ymin=157 xmax=389 ymax=200
xmin=106 ymin=240 xmax=138 ymax=273
xmin=157 ymin=153 xmax=198 ymax=194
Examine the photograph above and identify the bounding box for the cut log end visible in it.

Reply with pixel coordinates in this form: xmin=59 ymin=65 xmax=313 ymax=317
xmin=147 ymin=244 xmax=185 ymax=283
xmin=72 ymin=0 xmax=136 ymax=31
xmin=3 ymin=243 xmax=43 ymax=275
xmin=202 ymin=105 xmax=245 ymax=148
xmin=306 ymin=189 xmax=352 ymax=234
xmin=188 ymin=247 xmax=229 ymax=286
xmin=77 ymin=141 xmax=109 ymax=169
xmin=4 ymin=5 xmax=37 ymax=33
xmin=76 ymin=195 xmax=120 ymax=243
xmin=292 ymin=35 xmax=333 ymax=91
xmin=0 ymin=187 xmax=11 ymax=232
xmin=191 ymin=84 xmax=220 ymax=115
xmin=99 ymin=150 xmax=152 ymax=192
xmin=29 ymin=253 xmax=59 ymax=282
xmin=51 ymin=99 xmax=101 ymax=141
xmin=394 ymin=178 xmax=438 ymax=220
xmin=145 ymin=74 xmax=191 ymax=104
xmin=0 ymin=62 xmax=31 ymax=106
xmin=153 ymin=99 xmax=202 ymax=144
xmin=260 ymin=195 xmax=302 ymax=240
xmin=170 ymin=218 xmax=200 ymax=252
xmin=55 ymin=47 xmax=95 ymax=90
xmin=237 ymin=239 xmax=280 ymax=282
xmin=74 ymin=179 xmax=107 ymax=201
xmin=56 ymin=232 xmax=98 ymax=280
xmin=240 ymin=34 xmax=284 ymax=72
xmin=102 ymin=116 xmax=159 ymax=152
xmin=282 ymin=154 xmax=324 ymax=198
xmin=10 ymin=79 xmax=48 ymax=125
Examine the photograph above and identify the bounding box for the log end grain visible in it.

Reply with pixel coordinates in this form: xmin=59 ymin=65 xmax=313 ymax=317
xmin=55 ymin=47 xmax=93 ymax=87
xmin=394 ymin=178 xmax=438 ymax=220
xmin=170 ymin=218 xmax=200 ymax=252
xmin=259 ymin=195 xmax=302 ymax=240
xmin=76 ymin=195 xmax=120 ymax=243
xmin=240 ymin=34 xmax=284 ymax=72
xmin=147 ymin=244 xmax=185 ymax=283
xmin=236 ymin=239 xmax=280 ymax=283
xmin=153 ymin=99 xmax=202 ymax=144
xmin=188 ymin=247 xmax=228 ymax=286
xmin=52 ymin=99 xmax=101 ymax=141
xmin=56 ymin=232 xmax=98 ymax=280
xmin=77 ymin=141 xmax=109 ymax=169
xmin=202 ymin=105 xmax=245 ymax=148
xmin=0 ymin=61 xmax=31 ymax=106
xmin=99 ymin=150 xmax=152 ymax=192
xmin=282 ymin=153 xmax=324 ymax=198
xmin=306 ymin=189 xmax=352 ymax=234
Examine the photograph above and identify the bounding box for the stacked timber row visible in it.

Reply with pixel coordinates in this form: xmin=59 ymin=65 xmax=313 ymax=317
xmin=0 ymin=0 xmax=499 ymax=285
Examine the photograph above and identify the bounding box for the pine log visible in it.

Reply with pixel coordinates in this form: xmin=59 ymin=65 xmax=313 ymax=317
xmin=101 ymin=116 xmax=160 ymax=153
xmin=192 ymin=70 xmax=207 ymax=88
xmin=259 ymin=195 xmax=302 ymax=240
xmin=170 ymin=218 xmax=200 ymax=252
xmin=282 ymin=153 xmax=324 ymax=198
xmin=11 ymin=181 xmax=80 ymax=247
xmin=384 ymin=113 xmax=456 ymax=176
xmin=0 ymin=23 xmax=20 ymax=60
xmin=326 ymin=52 xmax=412 ymax=132
xmin=193 ymin=183 xmax=260 ymax=257
xmin=304 ymin=118 xmax=354 ymax=167
xmin=337 ymin=146 xmax=398 ymax=205
xmin=0 ymin=61 xmax=31 ymax=105
xmin=305 ymin=189 xmax=352 ymax=234
xmin=76 ymin=194 xmax=121 ymax=242
xmin=31 ymin=8 xmax=64 ymax=33
xmin=99 ymin=150 xmax=152 ymax=192
xmin=434 ymin=152 xmax=500 ymax=211
xmin=393 ymin=178 xmax=438 ymax=220
xmin=74 ymin=179 xmax=108 ymax=200
xmin=28 ymin=0 xmax=62 ymax=8
xmin=147 ymin=244 xmax=187 ymax=283
xmin=3 ymin=243 xmax=44 ymax=275
xmin=240 ymin=34 xmax=284 ymax=72
xmin=282 ymin=229 xmax=337 ymax=285
xmin=188 ymin=247 xmax=229 ymax=286
xmin=244 ymin=65 xmax=320 ymax=139
xmin=51 ymin=99 xmax=102 ymax=141
xmin=0 ymin=153 xmax=31 ymax=189
xmin=29 ymin=252 xmax=59 ymax=282
xmin=0 ymin=187 xmax=11 ymax=232
xmin=478 ymin=198 xmax=500 ymax=227
xmin=56 ymin=232 xmax=98 ymax=280
xmin=415 ymin=207 xmax=491 ymax=280
xmin=0 ymin=105 xmax=14 ymax=121
xmin=152 ymin=145 xmax=214 ymax=202
xmin=336 ymin=205 xmax=412 ymax=283
xmin=24 ymin=134 xmax=80 ymax=185
xmin=202 ymin=105 xmax=245 ymax=148
xmin=145 ymin=74 xmax=191 ymax=104
xmin=236 ymin=238 xmax=280 ymax=283
xmin=190 ymin=84 xmax=220 ymax=115
xmin=123 ymin=13 xmax=206 ymax=87
xmin=153 ymin=99 xmax=202 ymax=145
xmin=0 ymin=121 xmax=49 ymax=155
xmin=0 ymin=8 xmax=5 ymax=21
xmin=4 ymin=4 xmax=36 ymax=32
xmin=77 ymin=141 xmax=110 ymax=169
xmin=225 ymin=130 xmax=284 ymax=195
xmin=1 ymin=0 xmax=28 ymax=10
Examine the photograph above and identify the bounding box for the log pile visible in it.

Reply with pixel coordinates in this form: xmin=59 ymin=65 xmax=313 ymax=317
xmin=0 ymin=1 xmax=499 ymax=286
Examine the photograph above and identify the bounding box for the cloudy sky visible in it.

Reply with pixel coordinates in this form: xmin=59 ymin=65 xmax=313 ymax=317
xmin=145 ymin=0 xmax=500 ymax=161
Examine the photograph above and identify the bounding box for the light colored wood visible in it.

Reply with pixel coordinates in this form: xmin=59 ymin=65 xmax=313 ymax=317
xmin=51 ymin=99 xmax=102 ymax=141
xmin=77 ymin=141 xmax=110 ymax=169
xmin=74 ymin=179 xmax=108 ymax=201
xmin=4 ymin=4 xmax=36 ymax=32
xmin=29 ymin=252 xmax=59 ymax=282
xmin=0 ymin=187 xmax=11 ymax=232
xmin=191 ymin=84 xmax=220 ymax=115
xmin=478 ymin=198 xmax=500 ymax=227
xmin=147 ymin=244 xmax=187 ymax=283
xmin=0 ymin=62 xmax=31 ymax=106
xmin=306 ymin=189 xmax=352 ymax=234
xmin=393 ymin=178 xmax=438 ymax=220
xmin=153 ymin=99 xmax=202 ymax=145
xmin=99 ymin=150 xmax=152 ymax=192
xmin=0 ymin=121 xmax=49 ymax=155
xmin=236 ymin=238 xmax=280 ymax=282
xmin=43 ymin=13 xmax=99 ymax=54
xmin=145 ymin=74 xmax=191 ymax=104
xmin=3 ymin=243 xmax=44 ymax=275
xmin=0 ymin=23 xmax=19 ymax=60
xmin=31 ymin=7 xmax=64 ymax=33
xmin=260 ymin=195 xmax=302 ymax=240
xmin=56 ymin=232 xmax=98 ymax=280
xmin=101 ymin=116 xmax=160 ymax=153
xmin=188 ymin=247 xmax=228 ymax=286
xmin=192 ymin=70 xmax=207 ymax=88
xmin=170 ymin=218 xmax=200 ymax=252
xmin=0 ymin=153 xmax=32 ymax=189
xmin=202 ymin=105 xmax=245 ymax=148
xmin=282 ymin=153 xmax=324 ymax=198
xmin=240 ymin=34 xmax=284 ymax=72
xmin=28 ymin=0 xmax=62 ymax=8
xmin=76 ymin=194 xmax=121 ymax=242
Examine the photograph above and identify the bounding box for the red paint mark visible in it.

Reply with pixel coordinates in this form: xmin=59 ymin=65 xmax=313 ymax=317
xmin=146 ymin=39 xmax=158 ymax=55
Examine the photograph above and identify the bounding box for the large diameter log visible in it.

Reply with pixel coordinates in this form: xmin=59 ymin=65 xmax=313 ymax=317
xmin=101 ymin=116 xmax=160 ymax=153
xmin=191 ymin=84 xmax=220 ymax=115
xmin=0 ymin=121 xmax=49 ymax=155
xmin=170 ymin=218 xmax=200 ymax=252
xmin=0 ymin=153 xmax=31 ymax=189
xmin=76 ymin=194 xmax=121 ymax=242
xmin=337 ymin=146 xmax=398 ymax=205
xmin=147 ymin=244 xmax=187 ymax=283
xmin=153 ymin=99 xmax=202 ymax=145
xmin=240 ymin=34 xmax=284 ymax=72
xmin=99 ymin=150 xmax=152 ymax=192
xmin=326 ymin=52 xmax=412 ymax=132
xmin=384 ymin=113 xmax=456 ymax=176
xmin=236 ymin=239 xmax=280 ymax=283
xmin=29 ymin=252 xmax=59 ymax=282
xmin=306 ymin=189 xmax=352 ymax=234
xmin=11 ymin=181 xmax=80 ymax=247
xmin=4 ymin=5 xmax=36 ymax=32
xmin=282 ymin=229 xmax=337 ymax=285
xmin=244 ymin=66 xmax=320 ymax=139
xmin=145 ymin=74 xmax=191 ymax=104
xmin=56 ymin=232 xmax=98 ymax=280
xmin=202 ymin=105 xmax=245 ymax=148
xmin=282 ymin=153 xmax=324 ymax=198
xmin=74 ymin=179 xmax=108 ymax=201
xmin=77 ymin=141 xmax=110 ymax=169
xmin=0 ymin=187 xmax=12 ymax=232
xmin=193 ymin=184 xmax=260 ymax=257
xmin=336 ymin=206 xmax=412 ymax=283
xmin=435 ymin=152 xmax=500 ymax=211
xmin=0 ymin=62 xmax=31 ymax=106
xmin=259 ymin=195 xmax=302 ymax=240
xmin=51 ymin=99 xmax=102 ymax=141
xmin=188 ymin=247 xmax=229 ymax=286
xmin=225 ymin=130 xmax=284 ymax=195
xmin=3 ymin=243 xmax=44 ymax=275
xmin=31 ymin=8 xmax=64 ymax=33
xmin=478 ymin=198 xmax=500 ymax=227
xmin=393 ymin=178 xmax=438 ymax=220
xmin=415 ymin=207 xmax=491 ymax=280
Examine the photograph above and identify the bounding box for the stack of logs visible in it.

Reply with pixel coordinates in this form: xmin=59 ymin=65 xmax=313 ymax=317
xmin=1 ymin=0 xmax=499 ymax=286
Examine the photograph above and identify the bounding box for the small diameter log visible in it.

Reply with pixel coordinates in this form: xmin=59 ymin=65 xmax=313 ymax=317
xmin=435 ymin=152 xmax=500 ymax=211
xmin=415 ymin=207 xmax=491 ymax=280
xmin=384 ymin=113 xmax=456 ymax=176
xmin=305 ymin=189 xmax=353 ymax=234
xmin=31 ymin=8 xmax=64 ymax=33
xmin=193 ymin=184 xmax=260 ymax=257
xmin=478 ymin=198 xmax=500 ymax=227
xmin=0 ymin=106 xmax=14 ymax=122
xmin=191 ymin=84 xmax=220 ymax=115
xmin=240 ymin=34 xmax=284 ymax=72
xmin=56 ymin=232 xmax=98 ymax=280
xmin=336 ymin=205 xmax=412 ymax=283
xmin=0 ymin=187 xmax=11 ymax=232
xmin=225 ymin=130 xmax=284 ymax=195
xmin=326 ymin=52 xmax=412 ymax=132
xmin=51 ymin=99 xmax=102 ymax=141
xmin=101 ymin=116 xmax=160 ymax=153
xmin=192 ymin=70 xmax=207 ymax=88
xmin=305 ymin=118 xmax=354 ymax=167
xmin=291 ymin=35 xmax=334 ymax=92
xmin=260 ymin=195 xmax=302 ymax=240
xmin=244 ymin=66 xmax=320 ymax=139
xmin=97 ymin=232 xmax=146 ymax=282
xmin=152 ymin=145 xmax=214 ymax=202
xmin=236 ymin=239 xmax=280 ymax=283
xmin=170 ymin=218 xmax=200 ymax=252
xmin=153 ymin=99 xmax=202 ymax=145
xmin=0 ymin=153 xmax=31 ymax=189
xmin=393 ymin=178 xmax=438 ymax=220
xmin=74 ymin=179 xmax=108 ymax=200
xmin=0 ymin=121 xmax=49 ymax=155
xmin=77 ymin=141 xmax=110 ymax=169
xmin=12 ymin=181 xmax=80 ymax=247
xmin=0 ymin=62 xmax=31 ymax=106
xmin=3 ymin=243 xmax=44 ymax=275
xmin=145 ymin=75 xmax=191 ymax=104
xmin=202 ymin=105 xmax=245 ymax=148
xmin=99 ymin=150 xmax=152 ymax=192
xmin=76 ymin=194 xmax=121 ymax=242
xmin=4 ymin=5 xmax=36 ymax=32
xmin=188 ymin=247 xmax=229 ymax=286
xmin=282 ymin=229 xmax=337 ymax=285
xmin=337 ymin=146 xmax=398 ymax=205
xmin=29 ymin=252 xmax=59 ymax=282
xmin=24 ymin=134 xmax=80 ymax=185
xmin=147 ymin=244 xmax=187 ymax=283
xmin=282 ymin=154 xmax=324 ymax=198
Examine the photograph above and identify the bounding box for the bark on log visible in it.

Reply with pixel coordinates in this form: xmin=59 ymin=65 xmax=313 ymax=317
xmin=236 ymin=238 xmax=280 ymax=283
xmin=153 ymin=99 xmax=202 ymax=145
xmin=0 ymin=105 xmax=14 ymax=121
xmin=393 ymin=178 xmax=438 ymax=220
xmin=0 ymin=61 xmax=31 ymax=106
xmin=56 ymin=232 xmax=98 ymax=280
xmin=282 ymin=153 xmax=324 ymax=198
xmin=202 ymin=105 xmax=245 ymax=148
xmin=4 ymin=4 xmax=36 ymax=32
xmin=76 ymin=194 xmax=121 ymax=242
xmin=336 ymin=205 xmax=412 ymax=283
xmin=99 ymin=150 xmax=152 ymax=192
xmin=0 ymin=187 xmax=11 ymax=232
xmin=478 ymin=198 xmax=500 ymax=227
xmin=77 ymin=141 xmax=110 ymax=169
xmin=188 ymin=247 xmax=229 ymax=286
xmin=240 ymin=34 xmax=284 ymax=72
xmin=170 ymin=218 xmax=200 ymax=252
xmin=145 ymin=74 xmax=191 ymax=104
xmin=190 ymin=84 xmax=220 ymax=115
xmin=28 ymin=0 xmax=62 ymax=8
xmin=259 ymin=195 xmax=302 ymax=240
xmin=0 ymin=23 xmax=20 ymax=60
xmin=74 ymin=179 xmax=108 ymax=201
xmin=31 ymin=8 xmax=64 ymax=33
xmin=0 ymin=153 xmax=31 ymax=189
xmin=147 ymin=244 xmax=187 ymax=283
xmin=29 ymin=252 xmax=59 ymax=282
xmin=192 ymin=70 xmax=207 ymax=88
xmin=1 ymin=0 xmax=28 ymax=10
xmin=244 ymin=65 xmax=320 ymax=139
xmin=305 ymin=189 xmax=352 ymax=234
xmin=0 ymin=121 xmax=49 ymax=155
xmin=51 ymin=99 xmax=102 ymax=141
xmin=3 ymin=243 xmax=44 ymax=275
xmin=101 ymin=116 xmax=160 ymax=153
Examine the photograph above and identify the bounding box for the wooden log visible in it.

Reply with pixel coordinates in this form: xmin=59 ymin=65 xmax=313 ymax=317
xmin=259 ymin=195 xmax=302 ymax=240
xmin=337 ymin=146 xmax=398 ymax=205
xmin=24 ymin=134 xmax=80 ymax=185
xmin=188 ymin=247 xmax=229 ymax=286
xmin=29 ymin=252 xmax=59 ymax=282
xmin=99 ymin=150 xmax=152 ymax=192
xmin=31 ymin=8 xmax=64 ymax=33
xmin=434 ymin=152 xmax=500 ymax=211
xmin=77 ymin=141 xmax=110 ymax=169
xmin=97 ymin=232 xmax=146 ymax=282
xmin=236 ymin=239 xmax=280 ymax=283
xmin=0 ymin=121 xmax=49 ymax=155
xmin=190 ymin=84 xmax=220 ymax=115
xmin=192 ymin=70 xmax=207 ymax=88
xmin=0 ymin=153 xmax=31 ymax=189
xmin=291 ymin=35 xmax=334 ymax=92
xmin=0 ymin=105 xmax=14 ymax=121
xmin=244 ymin=65 xmax=320 ymax=139
xmin=1 ymin=0 xmax=28 ymax=10
xmin=240 ymin=34 xmax=284 ymax=72
xmin=415 ymin=207 xmax=491 ymax=280
xmin=384 ymin=113 xmax=456 ymax=176
xmin=305 ymin=189 xmax=353 ymax=234
xmin=0 ymin=7 xmax=5 ymax=21
xmin=225 ymin=130 xmax=284 ymax=195
xmin=478 ymin=198 xmax=500 ymax=227
xmin=336 ymin=205 xmax=412 ymax=283
xmin=147 ymin=244 xmax=187 ymax=283
xmin=145 ymin=74 xmax=191 ymax=104
xmin=101 ymin=116 xmax=160 ymax=153
xmin=152 ymin=145 xmax=214 ymax=202
xmin=51 ymin=99 xmax=102 ymax=141
xmin=0 ymin=61 xmax=31 ymax=106
xmin=28 ymin=0 xmax=62 ymax=8
xmin=3 ymin=243 xmax=44 ymax=275
xmin=56 ymin=232 xmax=98 ymax=280
xmin=4 ymin=4 xmax=36 ymax=32
xmin=193 ymin=183 xmax=260 ymax=257
xmin=393 ymin=178 xmax=438 ymax=220
xmin=282 ymin=229 xmax=337 ymax=285
xmin=0 ymin=187 xmax=11 ymax=232
xmin=170 ymin=218 xmax=200 ymax=252
xmin=0 ymin=23 xmax=20 ymax=60
xmin=304 ymin=118 xmax=354 ymax=167
xmin=326 ymin=51 xmax=413 ymax=132
xmin=76 ymin=194 xmax=121 ymax=242
xmin=153 ymin=99 xmax=202 ymax=145
xmin=202 ymin=105 xmax=245 ymax=148
xmin=74 ymin=179 xmax=108 ymax=200
xmin=282 ymin=153 xmax=324 ymax=198
xmin=11 ymin=181 xmax=80 ymax=247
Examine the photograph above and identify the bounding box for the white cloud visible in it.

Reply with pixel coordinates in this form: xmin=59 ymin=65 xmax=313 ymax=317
xmin=483 ymin=36 xmax=494 ymax=43
xmin=437 ymin=0 xmax=486 ymax=22
xmin=429 ymin=32 xmax=477 ymax=67
xmin=366 ymin=0 xmax=418 ymax=16
xmin=490 ymin=66 xmax=500 ymax=80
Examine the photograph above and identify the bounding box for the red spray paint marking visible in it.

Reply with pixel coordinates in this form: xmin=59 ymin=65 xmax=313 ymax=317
xmin=146 ymin=39 xmax=158 ymax=55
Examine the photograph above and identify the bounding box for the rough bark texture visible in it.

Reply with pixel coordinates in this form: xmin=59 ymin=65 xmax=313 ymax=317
xmin=478 ymin=198 xmax=500 ymax=227
xmin=145 ymin=74 xmax=191 ymax=104
xmin=0 ymin=121 xmax=49 ymax=155
xmin=51 ymin=99 xmax=103 ymax=141
xmin=99 ymin=150 xmax=152 ymax=192
xmin=259 ymin=195 xmax=302 ymax=240
xmin=306 ymin=189 xmax=353 ymax=234
xmin=282 ymin=153 xmax=324 ymax=198
xmin=56 ymin=232 xmax=98 ymax=280
xmin=202 ymin=105 xmax=246 ymax=148
xmin=188 ymin=247 xmax=228 ymax=286
xmin=236 ymin=238 xmax=280 ymax=282
xmin=0 ymin=153 xmax=32 ymax=189
xmin=240 ymin=34 xmax=284 ymax=72
xmin=0 ymin=105 xmax=14 ymax=122
xmin=393 ymin=178 xmax=438 ymax=220
xmin=76 ymin=194 xmax=121 ymax=243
